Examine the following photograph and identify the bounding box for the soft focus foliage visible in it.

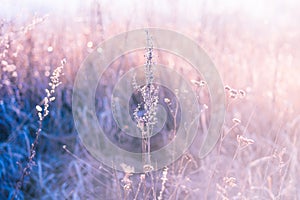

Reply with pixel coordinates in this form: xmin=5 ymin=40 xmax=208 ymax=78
xmin=0 ymin=0 xmax=300 ymax=199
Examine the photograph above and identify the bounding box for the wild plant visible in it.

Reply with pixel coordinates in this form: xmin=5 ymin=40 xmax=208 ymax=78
xmin=13 ymin=59 xmax=65 ymax=200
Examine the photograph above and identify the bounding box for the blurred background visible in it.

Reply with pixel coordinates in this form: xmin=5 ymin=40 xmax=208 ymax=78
xmin=0 ymin=0 xmax=299 ymax=199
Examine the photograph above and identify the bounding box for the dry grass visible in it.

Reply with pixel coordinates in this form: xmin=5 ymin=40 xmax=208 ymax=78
xmin=0 ymin=1 xmax=299 ymax=199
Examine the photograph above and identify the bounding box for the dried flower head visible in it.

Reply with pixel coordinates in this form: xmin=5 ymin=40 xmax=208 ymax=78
xmin=223 ymin=176 xmax=237 ymax=187
xmin=158 ymin=166 xmax=169 ymax=200
xmin=35 ymin=105 xmax=42 ymax=112
xmin=143 ymin=164 xmax=154 ymax=173
xmin=229 ymin=89 xmax=238 ymax=98
xmin=232 ymin=118 xmax=241 ymax=124
xmin=239 ymin=89 xmax=246 ymax=98
xmin=120 ymin=163 xmax=135 ymax=174
xmin=224 ymin=85 xmax=231 ymax=90
xmin=164 ymin=98 xmax=171 ymax=104
xmin=237 ymin=135 xmax=255 ymax=147
xmin=191 ymin=79 xmax=206 ymax=87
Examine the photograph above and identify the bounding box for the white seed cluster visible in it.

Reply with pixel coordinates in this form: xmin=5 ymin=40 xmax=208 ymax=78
xmin=158 ymin=166 xmax=168 ymax=200
xmin=225 ymin=85 xmax=246 ymax=99
xmin=237 ymin=135 xmax=255 ymax=147
xmin=133 ymin=32 xmax=159 ymax=132
xmin=134 ymin=85 xmax=159 ymax=132
xmin=36 ymin=59 xmax=65 ymax=120
xmin=223 ymin=176 xmax=237 ymax=188
xmin=133 ymin=31 xmax=158 ymax=171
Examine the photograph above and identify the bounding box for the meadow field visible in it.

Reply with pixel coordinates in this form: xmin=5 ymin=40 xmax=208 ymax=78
xmin=0 ymin=0 xmax=300 ymax=199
